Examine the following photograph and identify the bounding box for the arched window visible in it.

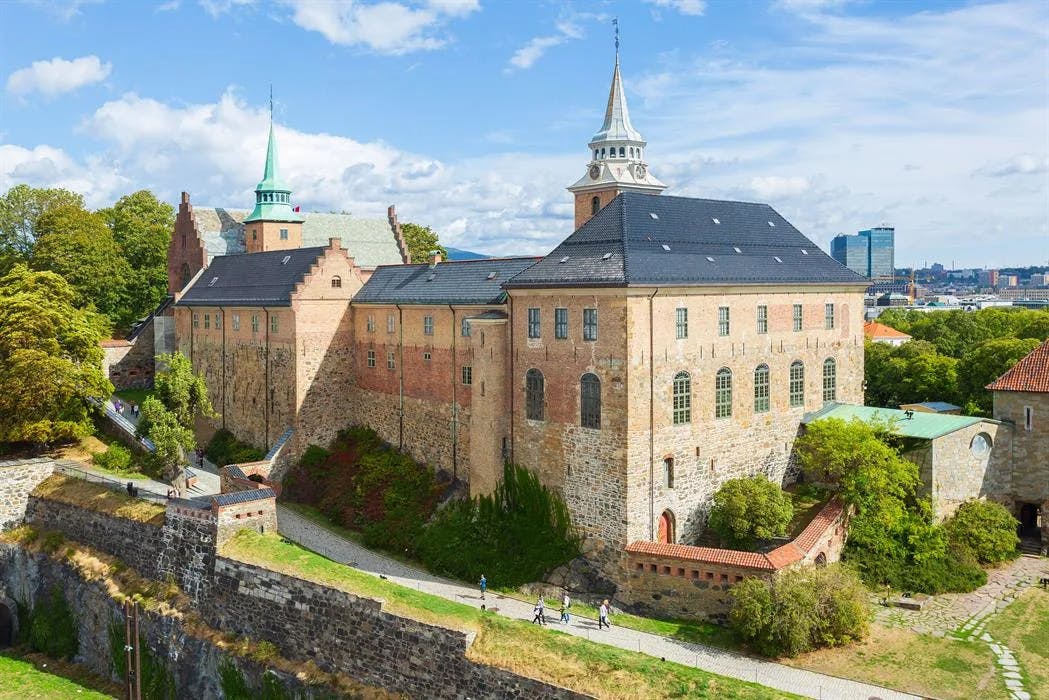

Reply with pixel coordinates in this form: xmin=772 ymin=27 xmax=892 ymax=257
xmin=658 ymin=509 xmax=676 ymax=544
xmin=823 ymin=358 xmax=837 ymax=403
xmin=753 ymin=364 xmax=770 ymax=413
xmin=600 ymin=147 xmax=606 ymax=159
xmin=672 ymin=371 xmax=691 ymax=425
xmin=526 ymin=369 xmax=544 ymax=421
xmin=591 ymin=196 xmax=600 ymax=215
xmin=629 ymin=147 xmax=635 ymax=158
xmin=789 ymin=361 xmax=805 ymax=407
xmin=331 ymin=276 xmax=342 ymax=289
xmin=594 ymin=149 xmax=598 ymax=160
xmin=180 ymin=263 xmax=191 ymax=288
xmin=715 ymin=368 xmax=732 ymax=418
xmin=581 ymin=373 xmax=601 ymax=429
xmin=619 ymin=146 xmax=625 ymax=158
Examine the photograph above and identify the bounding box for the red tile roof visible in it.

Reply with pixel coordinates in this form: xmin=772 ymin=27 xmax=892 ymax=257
xmin=986 ymin=339 xmax=1049 ymax=393
xmin=863 ymin=321 xmax=912 ymax=340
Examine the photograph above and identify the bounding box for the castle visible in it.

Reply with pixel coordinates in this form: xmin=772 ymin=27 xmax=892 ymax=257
xmin=167 ymin=54 xmax=870 ymax=575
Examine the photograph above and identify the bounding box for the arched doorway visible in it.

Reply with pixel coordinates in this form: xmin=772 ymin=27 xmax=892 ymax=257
xmin=658 ymin=510 xmax=676 ymax=544
xmin=0 ymin=601 xmax=14 ymax=648
xmin=814 ymin=552 xmax=827 ymax=567
xmin=1019 ymin=503 xmax=1040 ymax=538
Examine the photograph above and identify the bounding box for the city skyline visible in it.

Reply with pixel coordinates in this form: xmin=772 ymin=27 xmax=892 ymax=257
xmin=1 ymin=0 xmax=1047 ymax=268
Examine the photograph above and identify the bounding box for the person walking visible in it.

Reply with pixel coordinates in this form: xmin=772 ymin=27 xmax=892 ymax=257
xmin=560 ymin=591 xmax=571 ymax=624
xmin=479 ymin=574 xmax=487 ymax=600
xmin=599 ymin=599 xmax=610 ymax=630
xmin=531 ymin=600 xmax=544 ymax=625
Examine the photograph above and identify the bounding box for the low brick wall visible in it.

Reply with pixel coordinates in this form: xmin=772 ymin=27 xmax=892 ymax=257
xmin=0 ymin=458 xmax=55 ymax=531
xmin=619 ymin=498 xmax=848 ymax=621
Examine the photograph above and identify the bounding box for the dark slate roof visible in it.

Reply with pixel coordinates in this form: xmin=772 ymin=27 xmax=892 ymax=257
xmin=504 ymin=192 xmax=869 ymax=288
xmin=355 ymin=257 xmax=540 ymax=305
xmin=176 ymin=247 xmax=326 ymax=307
xmin=212 ymin=488 xmax=276 ymax=506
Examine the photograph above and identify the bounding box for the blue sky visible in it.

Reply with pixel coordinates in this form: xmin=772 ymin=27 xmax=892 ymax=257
xmin=1 ymin=0 xmax=1047 ymax=267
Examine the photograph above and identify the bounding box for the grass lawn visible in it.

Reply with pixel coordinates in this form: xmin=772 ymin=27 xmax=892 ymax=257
xmin=783 ymin=624 xmax=1007 ymax=700
xmin=51 ymin=435 xmax=153 ymax=481
xmin=0 ymin=650 xmax=119 ymax=699
xmin=985 ymin=586 xmax=1049 ymax=698
xmin=223 ymin=529 xmax=797 ymax=700
xmin=32 ymin=474 xmax=165 ymax=525
xmin=113 ymin=388 xmax=153 ymax=408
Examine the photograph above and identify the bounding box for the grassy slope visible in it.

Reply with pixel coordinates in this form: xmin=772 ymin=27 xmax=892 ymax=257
xmin=222 ymin=530 xmax=797 ymax=700
xmin=31 ymin=474 xmax=165 ymax=525
xmin=0 ymin=652 xmax=118 ymax=700
xmin=984 ymin=587 xmax=1049 ymax=697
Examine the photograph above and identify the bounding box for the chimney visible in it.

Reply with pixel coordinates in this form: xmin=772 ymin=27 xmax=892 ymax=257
xmin=181 ymin=191 xmax=190 ymax=204
xmin=429 ymin=251 xmax=442 ymax=267
xmin=329 ymin=237 xmax=342 ymax=250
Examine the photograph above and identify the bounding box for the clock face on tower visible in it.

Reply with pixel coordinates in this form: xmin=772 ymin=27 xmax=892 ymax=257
xmin=635 ymin=164 xmax=647 ymax=179
xmin=589 ymin=164 xmax=601 ymax=180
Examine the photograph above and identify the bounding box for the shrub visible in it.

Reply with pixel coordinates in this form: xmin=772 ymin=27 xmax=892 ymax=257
xmin=729 ymin=564 xmax=869 ymax=657
xmin=944 ymin=500 xmax=1019 ymax=565
xmin=109 ymin=620 xmax=176 ymax=699
xmin=92 ymin=443 xmax=132 ymax=472
xmin=28 ymin=587 xmax=78 ymax=660
xmin=707 ymin=476 xmax=793 ymax=549
xmin=418 ymin=463 xmax=581 ymax=587
xmin=844 ymin=542 xmax=987 ymax=594
xmin=206 ymin=429 xmax=265 ymax=467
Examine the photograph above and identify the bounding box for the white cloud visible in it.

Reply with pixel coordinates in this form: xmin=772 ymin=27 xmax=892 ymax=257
xmin=278 ymin=0 xmax=478 ymax=54
xmin=6 ymin=55 xmax=112 ymax=97
xmin=508 ymin=18 xmax=588 ymax=71
xmin=748 ymin=175 xmax=810 ymax=199
xmin=198 ymin=0 xmax=254 ymax=17
xmin=644 ymin=0 xmax=706 ymax=16
xmin=974 ymin=154 xmax=1048 ymax=178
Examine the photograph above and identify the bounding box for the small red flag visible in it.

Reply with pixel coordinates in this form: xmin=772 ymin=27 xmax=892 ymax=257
xmin=293 ymin=205 xmax=301 ymax=212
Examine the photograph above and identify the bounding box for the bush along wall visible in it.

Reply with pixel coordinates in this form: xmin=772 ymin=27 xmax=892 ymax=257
xmin=205 ymin=429 xmax=265 ymax=467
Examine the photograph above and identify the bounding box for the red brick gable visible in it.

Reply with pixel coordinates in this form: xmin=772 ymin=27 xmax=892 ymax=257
xmin=986 ymin=339 xmax=1049 ymax=393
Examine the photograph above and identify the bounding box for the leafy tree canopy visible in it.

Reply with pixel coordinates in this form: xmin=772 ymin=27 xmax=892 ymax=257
xmin=706 ymin=476 xmax=794 ymax=549
xmin=153 ymin=351 xmax=216 ymax=429
xmin=944 ymin=500 xmax=1019 ymax=565
xmin=0 ymin=265 xmax=111 ymax=446
xmin=0 ymin=185 xmax=84 ymax=274
xmin=958 ymin=337 xmax=1041 ymax=414
xmin=400 ymin=222 xmax=447 ymax=264
xmin=137 ymin=396 xmax=195 ymax=481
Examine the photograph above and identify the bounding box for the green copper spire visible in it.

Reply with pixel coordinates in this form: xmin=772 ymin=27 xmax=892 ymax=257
xmin=244 ymin=104 xmax=304 ymax=224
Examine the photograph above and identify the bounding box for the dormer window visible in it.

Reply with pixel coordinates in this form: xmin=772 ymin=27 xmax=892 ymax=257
xmin=331 ymin=276 xmax=342 ymax=288
xmin=281 ymin=255 xmax=291 ymax=264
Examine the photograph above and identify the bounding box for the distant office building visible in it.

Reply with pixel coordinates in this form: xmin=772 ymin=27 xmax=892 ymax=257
xmin=830 ymin=226 xmax=894 ymax=279
xmin=1029 ymin=273 xmax=1047 ymax=286
xmin=1002 ymin=274 xmax=1019 ymax=287
xmin=978 ymin=269 xmax=1000 ymax=287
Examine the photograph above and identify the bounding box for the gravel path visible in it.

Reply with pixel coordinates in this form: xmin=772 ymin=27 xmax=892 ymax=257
xmin=275 ymin=505 xmax=916 ymax=700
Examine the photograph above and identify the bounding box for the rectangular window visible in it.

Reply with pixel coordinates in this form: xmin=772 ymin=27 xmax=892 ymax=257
xmin=462 ymin=366 xmax=472 ymax=385
xmin=367 ymin=315 xmax=375 ymax=332
xmin=215 ymin=312 xmax=222 ymax=330
xmin=203 ymin=313 xmax=210 ymax=329
xmin=251 ymin=314 xmax=259 ymax=333
xmin=367 ymin=350 xmax=375 ymax=368
xmin=423 ymin=315 xmax=434 ymax=336
xmin=232 ymin=314 xmax=240 ymax=331
xmin=387 ymin=314 xmax=395 ymax=333
xmin=270 ymin=314 xmax=278 ymax=333
xmin=387 ymin=351 xmax=395 ymax=369
xmin=423 ymin=351 xmax=431 ymax=361
xmin=793 ymin=304 xmax=803 ymax=332
xmin=583 ymin=308 xmax=598 ymax=341
xmin=789 ymin=362 xmax=805 ymax=407
xmin=676 ymin=308 xmax=688 ymax=339
xmin=554 ymin=307 xmax=568 ymax=339
xmin=757 ymin=305 xmax=768 ymax=334
xmin=192 ymin=313 xmax=199 ymax=329
xmin=527 ymin=308 xmax=541 ymax=338
xmin=718 ymin=306 xmax=730 ymax=336
xmin=279 ymin=228 xmax=288 ymax=240
xmin=825 ymin=303 xmax=835 ymax=330
xmin=664 ymin=458 xmax=675 ymax=489
xmin=1024 ymin=406 xmax=1033 ymax=431
xmin=461 ymin=318 xmax=471 ymax=337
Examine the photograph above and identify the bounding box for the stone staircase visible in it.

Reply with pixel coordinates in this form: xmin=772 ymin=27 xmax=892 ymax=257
xmin=1019 ymin=536 xmax=1044 ymax=557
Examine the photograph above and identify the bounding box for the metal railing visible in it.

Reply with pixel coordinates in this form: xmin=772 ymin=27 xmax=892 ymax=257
xmin=88 ymin=397 xmax=156 ymax=452
xmin=54 ymin=462 xmax=169 ymax=506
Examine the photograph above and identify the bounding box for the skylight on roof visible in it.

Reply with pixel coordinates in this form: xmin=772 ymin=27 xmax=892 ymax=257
xmin=208 ymin=277 xmax=218 ymax=287
xmin=486 ymin=272 xmax=497 ymax=280
xmin=712 ymin=217 xmax=720 ymax=224
xmin=559 ymin=256 xmax=570 ymax=264
xmin=706 ymin=256 xmax=715 ymax=262
xmin=281 ymin=255 xmax=291 ymax=264
xmin=428 ymin=273 xmax=436 ymax=281
xmin=602 ymin=252 xmax=613 ymax=260
xmin=733 ymin=247 xmax=742 ymax=254
xmin=649 ymin=212 xmax=659 ymax=220
xmin=774 ymin=256 xmax=783 ymax=263
xmin=801 ymin=249 xmax=809 ymax=255
xmin=767 ymin=221 xmax=776 ymax=227
xmin=661 ymin=244 xmax=671 ymax=252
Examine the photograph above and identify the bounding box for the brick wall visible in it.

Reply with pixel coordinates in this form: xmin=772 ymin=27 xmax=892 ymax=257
xmin=167 ymin=192 xmax=209 ymax=294
xmin=101 ymin=325 xmax=156 ymax=391
xmin=0 ymin=458 xmax=55 ymax=531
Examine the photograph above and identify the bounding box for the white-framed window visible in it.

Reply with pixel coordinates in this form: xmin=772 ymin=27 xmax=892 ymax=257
xmin=757 ymin=305 xmax=768 ymax=334
xmin=367 ymin=315 xmax=375 ymax=332
xmin=528 ymin=308 xmax=541 ymax=338
xmin=461 ymin=318 xmax=471 ymax=337
xmin=583 ymin=308 xmax=598 ymax=341
xmin=387 ymin=314 xmax=395 ymax=333
xmin=754 ymin=364 xmax=770 ymax=413
xmin=251 ymin=314 xmax=259 ymax=333
xmin=825 ymin=303 xmax=835 ymax=330
xmin=793 ymin=304 xmax=803 ymax=332
xmin=462 ymin=366 xmax=472 ymax=385
xmin=823 ymin=358 xmax=837 ymax=403
xmin=715 ymin=368 xmax=733 ymax=418
xmin=555 ymin=308 xmax=568 ymax=339
xmin=789 ymin=361 xmax=805 ymax=407
xmin=387 ymin=351 xmax=395 ymax=369
xmin=280 ymin=228 xmax=289 ymax=240
xmin=192 ymin=313 xmax=199 ymax=329
xmin=232 ymin=314 xmax=240 ymax=331
xmin=423 ymin=315 xmax=434 ymax=335
xmin=203 ymin=313 xmax=210 ymax=329
xmin=718 ymin=306 xmax=730 ymax=336
xmin=672 ymin=371 xmax=691 ymax=425
xmin=676 ymin=308 xmax=688 ymax=339
xmin=367 ymin=350 xmax=375 ymax=368
xmin=270 ymin=314 xmax=279 ymax=333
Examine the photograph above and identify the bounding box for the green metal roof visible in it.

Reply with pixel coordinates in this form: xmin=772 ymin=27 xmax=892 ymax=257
xmin=802 ymin=402 xmax=987 ymax=440
xmin=244 ymin=122 xmax=305 ymax=224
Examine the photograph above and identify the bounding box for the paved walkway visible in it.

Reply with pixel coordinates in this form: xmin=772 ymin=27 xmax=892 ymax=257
xmin=274 ymin=506 xmax=915 ymax=700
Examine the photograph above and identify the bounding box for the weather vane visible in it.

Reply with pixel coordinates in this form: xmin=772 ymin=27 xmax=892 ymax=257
xmin=269 ymin=84 xmax=274 ymax=121
xmin=613 ymin=17 xmax=619 ymax=56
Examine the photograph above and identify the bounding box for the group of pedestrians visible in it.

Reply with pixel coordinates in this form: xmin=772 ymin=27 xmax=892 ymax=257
xmin=113 ymin=399 xmax=140 ymax=419
xmin=479 ymin=574 xmax=611 ymax=630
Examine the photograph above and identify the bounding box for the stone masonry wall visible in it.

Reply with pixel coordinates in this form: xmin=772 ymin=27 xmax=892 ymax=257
xmin=0 ymin=458 xmax=55 ymax=531
xmin=929 ymin=420 xmax=1007 ymax=521
xmin=992 ymin=390 xmax=1049 ymax=541
xmin=101 ymin=322 xmax=155 ymax=391
xmin=208 ymin=557 xmax=588 ymax=700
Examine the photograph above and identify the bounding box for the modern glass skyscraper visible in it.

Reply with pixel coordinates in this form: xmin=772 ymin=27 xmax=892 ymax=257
xmin=830 ymin=226 xmax=895 ymax=279
xmin=831 ymin=234 xmax=869 ymax=276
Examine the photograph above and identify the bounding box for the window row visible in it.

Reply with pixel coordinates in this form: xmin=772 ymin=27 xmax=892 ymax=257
xmin=192 ymin=312 xmax=279 ymax=333
xmin=257 ymin=192 xmax=290 ymax=204
xmin=670 ymin=303 xmax=835 ymax=339
xmin=670 ymin=358 xmax=837 ymax=423
xmin=593 ymin=146 xmax=642 ymax=160
xmin=525 ymin=369 xmax=601 ymax=429
xmin=527 ymin=307 xmax=598 ymax=341
xmin=364 ymin=313 xmax=472 ymax=337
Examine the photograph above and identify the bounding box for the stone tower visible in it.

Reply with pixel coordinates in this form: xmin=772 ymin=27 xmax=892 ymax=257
xmin=242 ymin=119 xmax=305 ymax=253
xmin=567 ymin=51 xmax=665 ymax=230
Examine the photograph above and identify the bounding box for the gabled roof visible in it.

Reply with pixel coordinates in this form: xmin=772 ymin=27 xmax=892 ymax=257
xmin=504 ymin=193 xmax=869 ymax=289
xmin=355 ymin=257 xmax=540 ymax=306
xmin=986 ymin=339 xmax=1049 ymax=393
xmin=176 ymin=247 xmax=326 ymax=307
xmin=802 ymin=403 xmax=987 ymax=440
xmin=192 ymin=208 xmax=403 ymax=269
xmin=864 ymin=321 xmax=912 ymax=339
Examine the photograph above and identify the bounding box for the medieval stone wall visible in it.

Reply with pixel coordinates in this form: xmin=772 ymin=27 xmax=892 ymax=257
xmin=992 ymin=390 xmax=1049 ymax=540
xmin=0 ymin=459 xmax=55 ymax=531
xmin=927 ymin=421 xmax=1007 ymax=521
xmin=102 ymin=324 xmax=155 ymax=391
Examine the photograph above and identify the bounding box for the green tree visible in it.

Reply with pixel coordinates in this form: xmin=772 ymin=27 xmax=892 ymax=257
xmin=137 ymin=396 xmax=195 ymax=481
xmin=944 ymin=500 xmax=1019 ymax=565
xmin=0 ymin=265 xmax=111 ymax=446
xmin=400 ymin=222 xmax=447 ymax=264
xmin=863 ymin=339 xmax=960 ymax=408
xmin=958 ymin=337 xmax=1041 ymax=415
xmin=100 ymin=190 xmax=175 ymax=326
xmin=0 ymin=184 xmax=84 ymax=274
xmin=153 ymin=351 xmax=216 ymax=429
xmin=32 ymin=203 xmax=132 ymax=323
xmin=706 ymin=476 xmax=794 ymax=549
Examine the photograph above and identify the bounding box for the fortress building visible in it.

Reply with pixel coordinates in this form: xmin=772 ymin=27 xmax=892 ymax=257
xmin=170 ymin=54 xmax=869 ymax=577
